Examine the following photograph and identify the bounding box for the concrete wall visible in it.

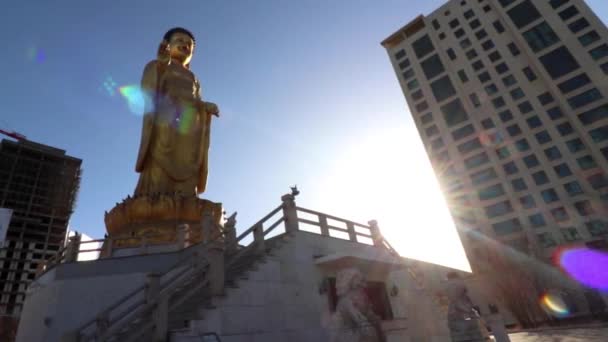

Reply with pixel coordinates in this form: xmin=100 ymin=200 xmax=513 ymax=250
xmin=16 ymin=247 xmax=196 ymax=342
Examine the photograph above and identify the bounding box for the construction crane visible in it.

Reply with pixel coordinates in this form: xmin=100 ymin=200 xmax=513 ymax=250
xmin=0 ymin=128 xmax=26 ymax=141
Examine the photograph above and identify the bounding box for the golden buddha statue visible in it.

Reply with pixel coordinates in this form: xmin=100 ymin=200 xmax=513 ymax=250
xmin=105 ymin=28 xmax=223 ymax=243
xmin=135 ymin=27 xmax=219 ymax=196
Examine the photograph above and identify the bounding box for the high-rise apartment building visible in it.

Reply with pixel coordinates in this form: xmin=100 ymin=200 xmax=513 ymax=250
xmin=0 ymin=139 xmax=81 ymax=316
xmin=382 ymin=0 xmax=608 ymax=273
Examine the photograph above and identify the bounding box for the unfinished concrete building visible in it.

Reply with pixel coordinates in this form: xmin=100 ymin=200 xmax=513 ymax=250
xmin=0 ymin=139 xmax=81 ymax=317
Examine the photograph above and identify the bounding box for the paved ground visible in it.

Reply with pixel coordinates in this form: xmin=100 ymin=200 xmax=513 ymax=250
xmin=507 ymin=326 xmax=608 ymax=341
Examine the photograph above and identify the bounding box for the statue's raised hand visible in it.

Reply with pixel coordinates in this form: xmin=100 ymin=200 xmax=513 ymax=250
xmin=204 ymin=101 xmax=220 ymax=117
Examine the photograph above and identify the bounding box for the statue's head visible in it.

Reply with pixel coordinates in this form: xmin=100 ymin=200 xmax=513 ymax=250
xmin=158 ymin=27 xmax=196 ymax=67
xmin=336 ymin=268 xmax=365 ymax=296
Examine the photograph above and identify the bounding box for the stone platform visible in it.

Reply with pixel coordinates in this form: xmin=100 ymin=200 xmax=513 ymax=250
xmin=104 ymin=193 xmax=223 ymax=246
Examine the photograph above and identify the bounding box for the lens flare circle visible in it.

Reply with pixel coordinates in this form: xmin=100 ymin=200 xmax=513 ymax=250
xmin=26 ymin=46 xmax=46 ymax=63
xmin=554 ymin=247 xmax=608 ymax=290
xmin=118 ymin=85 xmax=152 ymax=116
xmin=540 ymin=293 xmax=569 ymax=317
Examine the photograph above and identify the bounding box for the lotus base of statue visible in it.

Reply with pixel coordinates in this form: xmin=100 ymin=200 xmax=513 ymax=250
xmin=104 ymin=192 xmax=223 ymax=247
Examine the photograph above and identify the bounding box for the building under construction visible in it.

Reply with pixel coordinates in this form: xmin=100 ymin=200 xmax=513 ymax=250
xmin=0 ymin=138 xmax=81 ymax=319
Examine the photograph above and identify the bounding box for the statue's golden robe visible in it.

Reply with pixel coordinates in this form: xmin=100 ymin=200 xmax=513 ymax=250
xmin=134 ymin=60 xmax=211 ymax=196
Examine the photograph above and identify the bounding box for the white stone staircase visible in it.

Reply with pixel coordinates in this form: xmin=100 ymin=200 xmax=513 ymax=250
xmin=61 ymin=191 xmax=398 ymax=342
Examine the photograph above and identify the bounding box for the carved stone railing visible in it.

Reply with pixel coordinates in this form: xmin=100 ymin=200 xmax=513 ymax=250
xmin=54 ymin=192 xmax=398 ymax=341
xmin=64 ymin=225 xmax=228 ymax=342
xmin=37 ymin=224 xmax=202 ymax=276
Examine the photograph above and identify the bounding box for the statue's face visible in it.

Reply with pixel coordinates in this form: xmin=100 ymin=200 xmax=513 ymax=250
xmin=168 ymin=32 xmax=194 ymax=65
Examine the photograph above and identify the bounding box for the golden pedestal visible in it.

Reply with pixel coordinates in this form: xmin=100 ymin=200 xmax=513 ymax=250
xmin=104 ymin=193 xmax=223 ymax=247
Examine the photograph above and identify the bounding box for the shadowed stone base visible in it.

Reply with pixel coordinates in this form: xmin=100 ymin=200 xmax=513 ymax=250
xmin=104 ymin=193 xmax=223 ymax=247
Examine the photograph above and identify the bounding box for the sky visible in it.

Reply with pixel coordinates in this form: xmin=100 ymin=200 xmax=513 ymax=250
xmin=2 ymin=1 xmax=607 ymax=271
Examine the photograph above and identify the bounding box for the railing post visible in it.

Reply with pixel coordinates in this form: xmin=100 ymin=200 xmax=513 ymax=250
xmin=177 ymin=224 xmax=189 ymax=249
xmin=140 ymin=236 xmax=148 ymax=255
xmin=145 ymin=273 xmax=161 ymax=303
xmin=104 ymin=237 xmax=113 ymax=258
xmin=224 ymin=213 xmax=238 ymax=255
xmin=60 ymin=331 xmax=78 ymax=342
xmin=64 ymin=233 xmax=81 ymax=263
xmin=95 ymin=312 xmax=109 ymax=340
xmin=319 ymin=215 xmax=329 ymax=237
xmin=206 ymin=245 xmax=225 ymax=296
xmin=201 ymin=212 xmax=214 ymax=243
xmin=346 ymin=222 xmax=357 ymax=242
xmin=253 ymin=223 xmax=265 ymax=254
xmin=153 ymin=294 xmax=169 ymax=342
xmin=281 ymin=193 xmax=299 ymax=233
xmin=368 ymin=220 xmax=383 ymax=248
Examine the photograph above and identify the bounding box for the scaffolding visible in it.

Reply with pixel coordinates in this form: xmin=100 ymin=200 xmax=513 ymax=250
xmin=0 ymin=139 xmax=82 ymax=317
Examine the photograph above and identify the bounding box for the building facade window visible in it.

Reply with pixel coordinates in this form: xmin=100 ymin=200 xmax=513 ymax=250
xmin=577 ymin=155 xmax=597 ymax=170
xmin=471 ymin=168 xmax=498 ymax=185
xmin=526 ymin=116 xmax=542 ymax=129
xmin=554 ymin=163 xmax=573 ymax=177
xmin=421 ymin=54 xmax=446 ymax=79
xmin=440 ymin=99 xmax=469 ymax=127
xmin=537 ymin=232 xmax=556 ymax=248
xmin=478 ymin=183 xmax=505 ymax=200
xmin=465 ymin=152 xmax=490 ymax=169
xmin=503 ymin=161 xmax=519 ymax=175
xmin=523 ymin=22 xmax=560 ymax=53
xmin=564 ymin=181 xmax=584 ymax=196
xmin=412 ymin=35 xmax=435 ymax=59
xmin=552 ymin=207 xmax=569 ymax=222
xmin=544 ymin=146 xmax=562 ymax=161
xmin=458 ymin=69 xmax=469 ymax=83
xmin=458 ymin=138 xmax=482 ymax=154
xmin=529 ymin=213 xmax=546 ymax=227
xmin=568 ymin=18 xmax=589 ymax=33
xmin=578 ymin=31 xmax=600 ymax=47
xmin=589 ymin=44 xmax=608 ymax=60
xmin=589 ymin=125 xmax=608 ymax=143
xmin=485 ymin=201 xmax=513 ymax=218
xmin=493 ymin=20 xmax=505 ymax=33
xmin=507 ymin=1 xmax=541 ymax=29
xmin=533 ymin=171 xmax=549 ymax=185
xmin=540 ymin=46 xmax=580 ymax=79
xmin=566 ymin=138 xmax=585 ymax=153
xmin=567 ymin=88 xmax=603 ymax=110
xmin=520 ymin=195 xmax=536 ymax=209
xmin=508 ymin=42 xmax=521 ymax=56
xmin=476 ymin=29 xmax=488 ymax=40
xmin=512 ymin=178 xmax=527 ymax=191
xmin=574 ymin=200 xmax=594 ymax=216
xmin=558 ymin=6 xmax=579 ymax=21
xmin=538 ymin=92 xmax=554 ymax=105
xmin=547 ymin=107 xmax=564 ymax=120
xmin=558 ymin=73 xmax=591 ymax=94
xmin=515 ymin=139 xmax=530 ymax=151
xmin=586 ymin=220 xmax=608 ymax=237
xmin=492 ymin=218 xmax=523 ymax=236
xmin=499 ymin=110 xmax=513 ymax=122
xmin=535 ymin=131 xmax=552 ymax=144
xmin=489 ymin=51 xmax=502 ymax=62
xmin=556 ymin=122 xmax=574 ymax=136
xmin=542 ymin=189 xmax=560 ymax=203
xmin=431 ymin=76 xmax=457 ymax=102
xmin=524 ymin=154 xmax=540 ymax=168
xmin=578 ymin=104 xmax=608 ymax=125
xmin=561 ymin=227 xmax=581 ymax=242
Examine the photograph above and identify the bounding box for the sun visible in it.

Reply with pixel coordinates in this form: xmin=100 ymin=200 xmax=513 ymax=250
xmin=311 ymin=123 xmax=471 ymax=271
